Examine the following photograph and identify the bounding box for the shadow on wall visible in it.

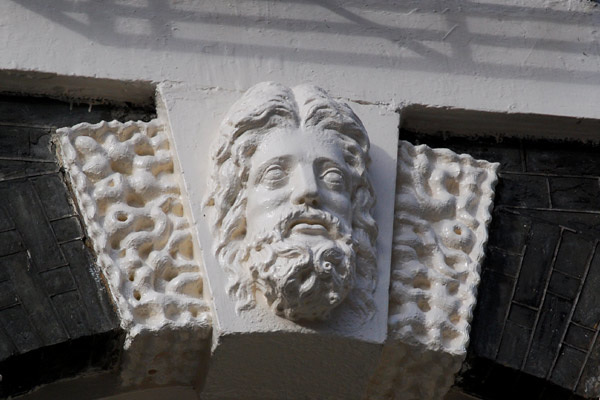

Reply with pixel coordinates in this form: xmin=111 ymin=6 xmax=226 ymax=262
xmin=9 ymin=0 xmax=600 ymax=84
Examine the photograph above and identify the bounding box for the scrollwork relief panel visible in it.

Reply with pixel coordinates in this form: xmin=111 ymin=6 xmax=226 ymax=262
xmin=367 ymin=140 xmax=498 ymax=399
xmin=58 ymin=120 xmax=211 ymax=385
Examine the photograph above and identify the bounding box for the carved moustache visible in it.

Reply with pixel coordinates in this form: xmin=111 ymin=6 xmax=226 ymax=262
xmin=276 ymin=206 xmax=348 ymax=239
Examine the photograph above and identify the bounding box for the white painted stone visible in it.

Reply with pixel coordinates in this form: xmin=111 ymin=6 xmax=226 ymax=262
xmin=204 ymin=82 xmax=378 ymax=322
xmin=158 ymin=82 xmax=398 ymax=399
xmin=366 ymin=140 xmax=499 ymax=399
xmin=367 ymin=342 xmax=463 ymax=400
xmin=55 ymin=89 xmax=497 ymax=399
xmin=57 ymin=120 xmax=211 ymax=387
xmin=2 ymin=0 xmax=598 ymax=396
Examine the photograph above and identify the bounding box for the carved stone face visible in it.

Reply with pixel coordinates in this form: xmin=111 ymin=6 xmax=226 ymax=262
xmin=242 ymin=127 xmax=357 ymax=320
xmin=205 ymin=82 xmax=377 ymax=322
xmin=245 ymin=127 xmax=353 ymax=243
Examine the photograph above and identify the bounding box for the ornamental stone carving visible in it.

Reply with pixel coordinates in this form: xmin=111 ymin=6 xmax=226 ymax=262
xmin=55 ymin=85 xmax=497 ymax=399
xmin=58 ymin=120 xmax=211 ymax=386
xmin=366 ymin=140 xmax=499 ymax=399
xmin=204 ymin=82 xmax=378 ymax=322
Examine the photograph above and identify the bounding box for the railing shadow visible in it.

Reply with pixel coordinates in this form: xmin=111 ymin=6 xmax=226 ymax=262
xmin=10 ymin=0 xmax=600 ymax=85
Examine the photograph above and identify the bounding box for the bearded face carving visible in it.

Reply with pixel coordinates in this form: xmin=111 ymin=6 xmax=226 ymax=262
xmin=204 ymin=82 xmax=377 ymax=321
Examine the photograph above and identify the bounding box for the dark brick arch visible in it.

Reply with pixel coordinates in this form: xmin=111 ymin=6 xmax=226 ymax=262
xmin=400 ymin=131 xmax=600 ymax=399
xmin=0 ymin=95 xmax=153 ymax=398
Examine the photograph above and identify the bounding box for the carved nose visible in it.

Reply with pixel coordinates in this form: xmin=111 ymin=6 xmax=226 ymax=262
xmin=292 ymin=167 xmax=319 ymax=207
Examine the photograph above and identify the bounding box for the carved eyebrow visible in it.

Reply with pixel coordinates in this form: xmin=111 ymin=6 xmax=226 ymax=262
xmin=253 ymin=155 xmax=292 ymax=183
xmin=315 ymin=157 xmax=347 ymax=171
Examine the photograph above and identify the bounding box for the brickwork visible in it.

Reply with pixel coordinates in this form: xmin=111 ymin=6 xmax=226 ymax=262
xmin=400 ymin=131 xmax=600 ymax=399
xmin=0 ymin=95 xmax=152 ymax=397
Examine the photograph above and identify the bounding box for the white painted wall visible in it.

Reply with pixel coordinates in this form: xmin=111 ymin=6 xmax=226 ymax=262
xmin=1 ymin=0 xmax=599 ymax=124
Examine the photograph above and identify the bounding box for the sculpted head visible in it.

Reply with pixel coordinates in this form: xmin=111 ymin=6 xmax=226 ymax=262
xmin=205 ymin=82 xmax=377 ymax=321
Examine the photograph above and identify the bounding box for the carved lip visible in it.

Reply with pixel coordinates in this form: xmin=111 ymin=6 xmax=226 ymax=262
xmin=288 ymin=220 xmax=329 ymax=236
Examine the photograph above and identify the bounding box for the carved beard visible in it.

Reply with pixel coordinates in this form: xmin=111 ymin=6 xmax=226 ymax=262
xmin=238 ymin=207 xmax=356 ymax=321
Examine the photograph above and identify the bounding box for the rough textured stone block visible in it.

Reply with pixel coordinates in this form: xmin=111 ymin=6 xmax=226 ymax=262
xmin=526 ymin=145 xmax=600 ymax=176
xmin=0 ymin=229 xmax=24 ymax=256
xmin=470 ymin=270 xmax=514 ymax=359
xmin=0 ymin=205 xmax=14 ymax=231
xmin=51 ymin=216 xmax=84 ymax=243
xmin=0 ymin=159 xmax=58 ymax=182
xmin=524 ymin=294 xmax=573 ymax=378
xmin=0 ymin=180 xmax=67 ymax=271
xmin=564 ymin=323 xmax=595 ymax=351
xmin=549 ymin=177 xmax=600 ymax=211
xmin=29 ymin=128 xmax=54 ymax=160
xmin=486 ymin=210 xmax=531 ymax=254
xmin=30 ymin=175 xmax=76 ymax=221
xmin=0 ymin=305 xmax=42 ymax=354
xmin=573 ymin=246 xmax=600 ymax=329
xmin=39 ymin=266 xmax=77 ymax=296
xmin=0 ymin=280 xmax=19 ymax=310
xmin=548 ymin=271 xmax=581 ymax=300
xmin=495 ymin=174 xmax=549 ymax=208
xmin=578 ymin=337 xmax=600 ymax=396
xmin=508 ymin=303 xmax=537 ymax=330
xmin=3 ymin=251 xmax=70 ymax=346
xmin=513 ymin=222 xmax=560 ymax=308
xmin=551 ymin=346 xmax=587 ymax=390
xmin=484 ymin=247 xmax=522 ymax=277
xmin=0 ymin=126 xmax=29 ymax=157
xmin=51 ymin=291 xmax=92 ymax=338
xmin=553 ymin=231 xmax=594 ymax=279
xmin=60 ymin=240 xmax=118 ymax=334
xmin=496 ymin=320 xmax=530 ymax=370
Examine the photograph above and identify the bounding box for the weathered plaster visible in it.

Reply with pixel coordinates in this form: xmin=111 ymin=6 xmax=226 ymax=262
xmin=1 ymin=1 xmax=599 ymax=124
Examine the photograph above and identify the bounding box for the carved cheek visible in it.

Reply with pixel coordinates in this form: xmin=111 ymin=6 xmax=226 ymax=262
xmin=246 ymin=186 xmax=292 ymax=231
xmin=321 ymin=189 xmax=352 ymax=224
xmin=252 ymin=186 xmax=290 ymax=209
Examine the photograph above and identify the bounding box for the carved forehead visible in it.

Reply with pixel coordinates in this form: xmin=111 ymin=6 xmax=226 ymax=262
xmin=249 ymin=127 xmax=348 ymax=171
xmin=220 ymin=82 xmax=369 ymax=153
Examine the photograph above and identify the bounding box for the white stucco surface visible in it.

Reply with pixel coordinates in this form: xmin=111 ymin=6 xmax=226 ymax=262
xmin=1 ymin=0 xmax=599 ymax=123
xmin=158 ymin=82 xmax=398 ymax=399
xmin=165 ymin=85 xmax=397 ymax=341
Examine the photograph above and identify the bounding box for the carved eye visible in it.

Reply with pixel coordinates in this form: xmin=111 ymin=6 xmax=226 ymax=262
xmin=321 ymin=168 xmax=345 ymax=189
xmin=259 ymin=164 xmax=287 ymax=187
